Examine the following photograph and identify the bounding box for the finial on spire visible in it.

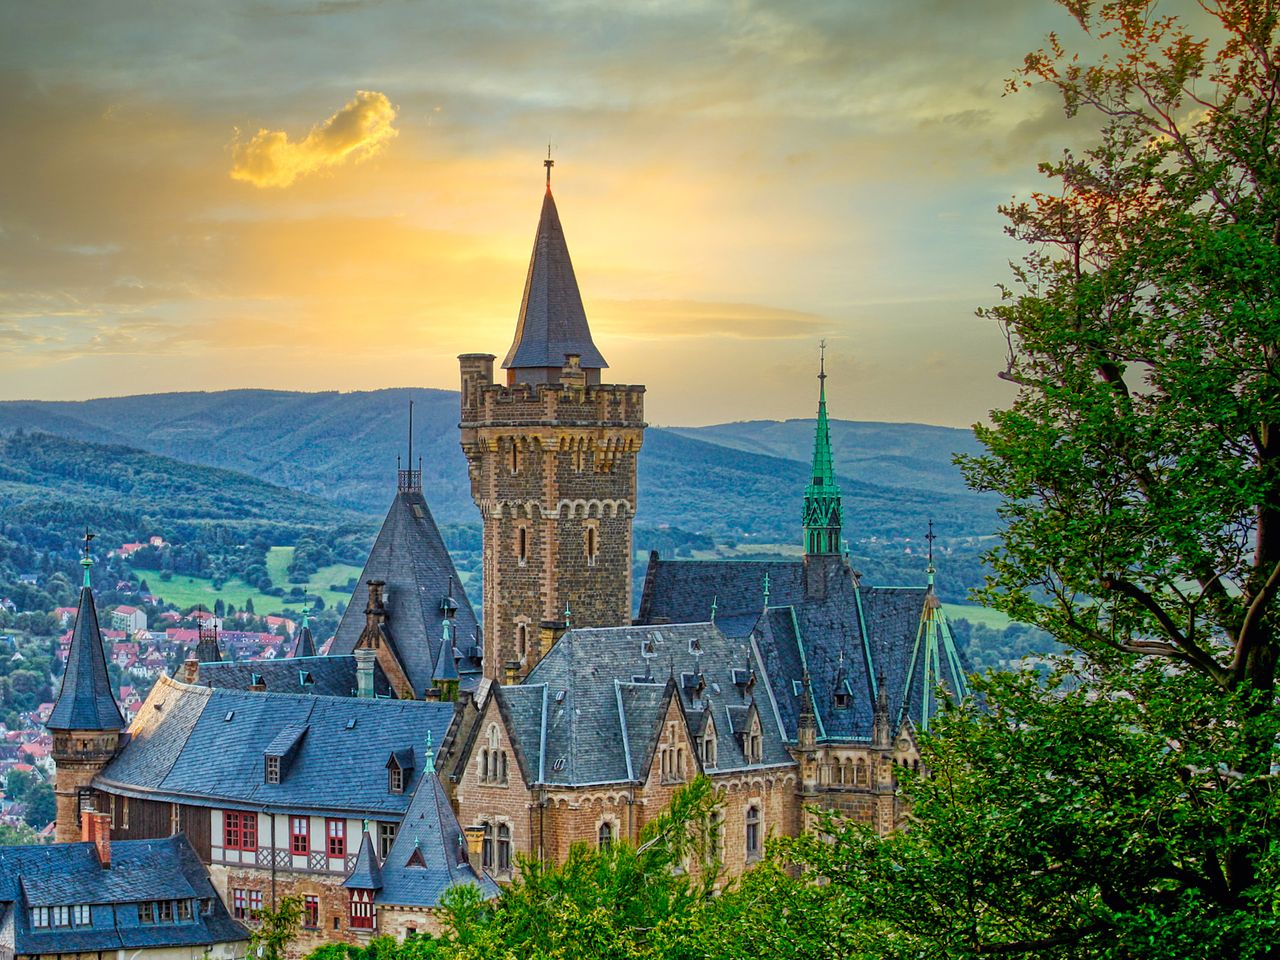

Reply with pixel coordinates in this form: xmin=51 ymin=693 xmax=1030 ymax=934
xmin=80 ymin=529 xmax=95 ymax=588
xmin=545 ymin=143 xmax=554 ymax=187
xmin=762 ymin=571 xmax=770 ymax=609
xmin=424 ymin=728 xmax=435 ymax=775
xmin=926 ymin=519 xmax=937 ymax=587
xmin=710 ymin=594 xmax=718 ymax=624
xmin=818 ymin=339 xmax=827 ymax=386
xmin=301 ymin=607 xmax=310 ymax=629
xmin=442 ymin=617 xmax=452 ymax=644
xmin=563 ymin=600 xmax=572 ymax=629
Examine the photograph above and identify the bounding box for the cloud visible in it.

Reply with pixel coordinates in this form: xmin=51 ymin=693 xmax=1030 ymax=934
xmin=230 ymin=90 xmax=398 ymax=188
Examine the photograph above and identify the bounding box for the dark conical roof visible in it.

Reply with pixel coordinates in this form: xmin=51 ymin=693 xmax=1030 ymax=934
xmin=49 ymin=587 xmax=124 ymax=731
xmin=377 ymin=767 xmax=498 ymax=906
xmin=343 ymin=827 xmax=383 ymax=891
xmin=329 ymin=489 xmax=480 ymax=696
xmin=291 ymin=624 xmax=317 ymax=659
xmin=502 ymin=187 xmax=608 ymax=372
xmin=432 ymin=627 xmax=459 ymax=683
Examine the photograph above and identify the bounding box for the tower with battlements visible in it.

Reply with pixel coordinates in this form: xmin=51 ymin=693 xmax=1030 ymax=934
xmin=459 ymin=166 xmax=645 ymax=681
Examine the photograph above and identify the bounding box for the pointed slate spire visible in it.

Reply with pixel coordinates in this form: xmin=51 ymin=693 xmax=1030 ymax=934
xmin=343 ymin=823 xmax=384 ymax=891
xmin=49 ymin=540 xmax=124 ymax=732
xmin=803 ymin=342 xmax=843 ymax=556
xmin=291 ymin=610 xmax=317 ymax=659
xmin=432 ymin=620 xmax=460 ymax=685
xmin=502 ymin=176 xmax=608 ymax=378
xmin=900 ymin=523 xmax=970 ymax=732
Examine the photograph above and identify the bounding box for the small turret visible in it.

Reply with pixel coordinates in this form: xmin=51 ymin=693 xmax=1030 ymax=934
xmin=195 ymin=611 xmax=221 ymax=663
xmin=803 ymin=342 xmax=843 ymax=559
xmin=49 ymin=533 xmax=125 ymax=842
xmin=291 ymin=609 xmax=317 ymax=659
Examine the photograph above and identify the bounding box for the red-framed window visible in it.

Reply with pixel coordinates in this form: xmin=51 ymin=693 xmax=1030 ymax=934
xmin=249 ymin=890 xmax=263 ymax=917
xmin=349 ymin=890 xmax=374 ymax=929
xmin=232 ymin=889 xmax=247 ymax=920
xmin=223 ymin=811 xmax=257 ymax=851
xmin=326 ymin=818 xmax=346 ymax=858
xmin=303 ymin=895 xmax=319 ymax=929
xmin=290 ymin=816 xmax=310 ymax=855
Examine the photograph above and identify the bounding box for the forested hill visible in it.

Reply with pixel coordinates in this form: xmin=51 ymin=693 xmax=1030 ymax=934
xmin=0 ymin=390 xmax=996 ymax=544
xmin=0 ymin=431 xmax=370 ymax=544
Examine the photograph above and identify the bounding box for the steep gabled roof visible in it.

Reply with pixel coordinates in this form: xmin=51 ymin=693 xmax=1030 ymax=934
xmin=0 ymin=836 xmax=246 ymax=954
xmin=502 ymin=623 xmax=792 ymax=787
xmin=637 ymin=555 xmax=946 ymax=741
xmin=329 ymin=489 xmax=480 ymax=695
xmin=198 ymin=655 xmax=393 ymax=698
xmin=96 ymin=675 xmax=454 ymax=817
xmin=502 ymin=187 xmax=607 ymax=372
xmin=376 ymin=768 xmax=498 ymax=907
xmin=48 ymin=586 xmax=124 ymax=732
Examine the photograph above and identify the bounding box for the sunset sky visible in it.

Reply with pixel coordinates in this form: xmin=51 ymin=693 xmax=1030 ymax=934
xmin=1 ymin=0 xmax=1093 ymax=428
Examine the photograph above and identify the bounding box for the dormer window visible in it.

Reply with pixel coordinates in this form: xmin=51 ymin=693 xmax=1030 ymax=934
xmin=834 ymin=690 xmax=851 ymax=709
xmin=265 ymin=756 xmax=280 ymax=783
xmin=703 ymin=730 xmax=717 ymax=768
xmin=386 ymin=747 xmax=414 ymax=794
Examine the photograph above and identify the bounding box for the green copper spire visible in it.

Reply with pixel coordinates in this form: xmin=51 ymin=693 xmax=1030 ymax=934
xmin=803 ymin=342 xmax=843 ymax=555
xmin=81 ymin=529 xmax=95 ymax=587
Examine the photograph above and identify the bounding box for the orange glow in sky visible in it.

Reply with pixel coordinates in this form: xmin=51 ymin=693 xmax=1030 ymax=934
xmin=0 ymin=1 xmax=1088 ymax=428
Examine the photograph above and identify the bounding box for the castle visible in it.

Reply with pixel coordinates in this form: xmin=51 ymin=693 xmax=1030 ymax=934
xmin=44 ymin=166 xmax=971 ymax=953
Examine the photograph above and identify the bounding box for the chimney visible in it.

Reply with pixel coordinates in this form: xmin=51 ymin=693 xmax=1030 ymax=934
xmin=365 ymin=580 xmax=387 ymax=621
xmin=179 ymin=650 xmax=199 ymax=684
xmin=81 ymin=810 xmax=112 ymax=868
xmin=354 ymin=647 xmax=377 ymax=699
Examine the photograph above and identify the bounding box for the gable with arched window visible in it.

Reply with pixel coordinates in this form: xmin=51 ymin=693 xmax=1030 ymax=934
xmin=478 ymin=724 xmax=509 ymax=786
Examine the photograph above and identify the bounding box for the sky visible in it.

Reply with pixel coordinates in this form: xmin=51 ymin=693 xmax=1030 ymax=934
xmin=0 ymin=0 xmax=1094 ymax=428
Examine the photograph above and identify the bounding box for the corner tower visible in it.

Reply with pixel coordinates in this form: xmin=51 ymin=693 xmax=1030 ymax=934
xmin=48 ymin=534 xmax=125 ymax=842
xmin=459 ymin=165 xmax=645 ymax=681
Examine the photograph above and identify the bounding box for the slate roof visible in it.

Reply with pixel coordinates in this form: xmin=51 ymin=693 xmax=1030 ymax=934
xmin=502 ymin=187 xmax=608 ymax=372
xmin=343 ymin=829 xmax=383 ymax=890
xmin=0 ymin=835 xmax=246 ymax=954
xmin=48 ymin=586 xmax=125 ymax=731
xmin=198 ymin=655 xmax=393 ymax=698
xmin=96 ymin=674 xmax=455 ymax=817
xmin=329 ymin=490 xmax=480 ymax=696
xmin=291 ymin=624 xmax=317 ymax=658
xmin=637 ymin=555 xmax=970 ymax=742
xmin=498 ymin=623 xmax=793 ymax=787
xmin=374 ymin=769 xmax=499 ymax=907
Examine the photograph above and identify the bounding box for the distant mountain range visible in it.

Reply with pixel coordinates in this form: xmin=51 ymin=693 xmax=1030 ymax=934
xmin=0 ymin=389 xmax=997 ymax=545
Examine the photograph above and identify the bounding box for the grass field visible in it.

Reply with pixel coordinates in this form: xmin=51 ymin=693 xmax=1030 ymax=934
xmin=946 ymin=603 xmax=1015 ymax=629
xmin=143 ymin=546 xmax=363 ymax=618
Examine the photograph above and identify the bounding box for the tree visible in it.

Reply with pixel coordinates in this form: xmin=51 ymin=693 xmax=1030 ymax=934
xmin=250 ymin=895 xmax=302 ymax=960
xmin=779 ymin=3 xmax=1280 ymax=958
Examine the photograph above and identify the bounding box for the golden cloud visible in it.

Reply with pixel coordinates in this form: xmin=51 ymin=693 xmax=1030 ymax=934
xmin=230 ymin=90 xmax=398 ymax=188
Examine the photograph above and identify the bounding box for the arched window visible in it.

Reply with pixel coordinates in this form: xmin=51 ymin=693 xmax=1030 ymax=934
xmin=745 ymin=805 xmax=761 ymax=860
xmin=517 ymin=622 xmax=528 ymax=659
xmin=598 ymin=821 xmax=613 ymax=851
xmin=703 ymin=732 xmax=717 ymax=768
xmin=498 ymin=750 xmax=508 ymax=784
xmin=497 ymin=824 xmax=511 ymax=872
xmin=517 ymin=527 xmax=528 ymax=565
xmin=708 ymin=812 xmax=722 ymax=863
xmin=585 ymin=526 xmax=598 ymax=566
xmin=510 ymin=441 xmax=520 ymax=474
xmin=481 ymin=821 xmax=494 ymax=869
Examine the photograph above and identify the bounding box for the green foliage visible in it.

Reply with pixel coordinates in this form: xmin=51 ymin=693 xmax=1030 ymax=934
xmin=250 ymin=895 xmax=303 ymax=960
xmin=0 ymin=821 xmax=42 ymax=845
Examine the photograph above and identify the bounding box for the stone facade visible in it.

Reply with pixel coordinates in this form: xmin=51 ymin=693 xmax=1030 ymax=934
xmin=51 ymin=729 xmax=120 ymax=843
xmin=458 ymin=353 xmax=645 ymax=681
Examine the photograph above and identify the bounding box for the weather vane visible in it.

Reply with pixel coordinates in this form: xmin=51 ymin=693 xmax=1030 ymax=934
xmin=819 ymin=339 xmax=827 ymax=383
xmin=545 ymin=143 xmax=554 ymax=186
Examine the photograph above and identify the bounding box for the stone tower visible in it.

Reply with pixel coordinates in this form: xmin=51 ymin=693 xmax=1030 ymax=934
xmin=459 ymin=169 xmax=645 ymax=681
xmin=48 ymin=540 xmax=125 ymax=842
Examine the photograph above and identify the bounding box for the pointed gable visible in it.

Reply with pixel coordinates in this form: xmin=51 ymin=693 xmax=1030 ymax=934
xmin=502 ymin=187 xmax=608 ymax=374
xmin=329 ymin=489 xmax=479 ymax=697
xmin=48 ymin=587 xmax=124 ymax=732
